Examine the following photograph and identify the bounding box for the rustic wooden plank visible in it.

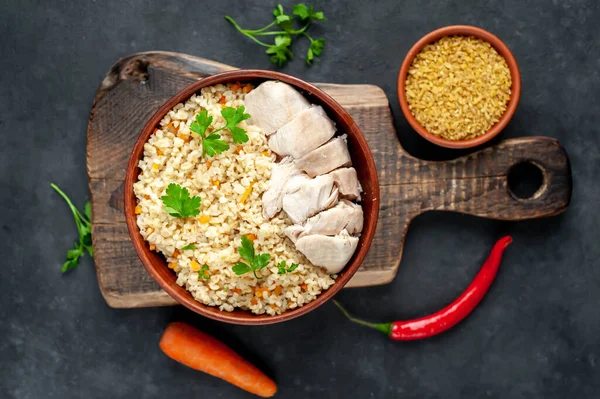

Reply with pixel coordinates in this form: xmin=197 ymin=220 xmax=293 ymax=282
xmin=88 ymin=51 xmax=572 ymax=309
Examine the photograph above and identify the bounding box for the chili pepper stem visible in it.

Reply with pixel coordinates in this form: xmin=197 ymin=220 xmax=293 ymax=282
xmin=333 ymin=300 xmax=392 ymax=336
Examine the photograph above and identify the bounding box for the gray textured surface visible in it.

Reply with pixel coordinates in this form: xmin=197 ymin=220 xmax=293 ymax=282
xmin=1 ymin=0 xmax=598 ymax=398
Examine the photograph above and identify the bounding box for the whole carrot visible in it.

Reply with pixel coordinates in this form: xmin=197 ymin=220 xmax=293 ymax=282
xmin=335 ymin=236 xmax=513 ymax=340
xmin=159 ymin=322 xmax=277 ymax=397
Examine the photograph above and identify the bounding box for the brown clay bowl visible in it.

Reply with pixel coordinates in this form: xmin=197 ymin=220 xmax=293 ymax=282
xmin=124 ymin=70 xmax=380 ymax=325
xmin=398 ymin=25 xmax=521 ymax=149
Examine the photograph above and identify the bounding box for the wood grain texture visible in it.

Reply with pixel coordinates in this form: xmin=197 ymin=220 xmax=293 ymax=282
xmin=87 ymin=51 xmax=572 ymax=308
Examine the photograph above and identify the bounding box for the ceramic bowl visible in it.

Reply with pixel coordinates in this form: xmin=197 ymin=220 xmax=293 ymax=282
xmin=398 ymin=25 xmax=521 ymax=149
xmin=124 ymin=70 xmax=380 ymax=325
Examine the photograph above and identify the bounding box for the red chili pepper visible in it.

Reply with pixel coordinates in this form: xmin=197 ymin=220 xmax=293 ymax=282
xmin=334 ymin=236 xmax=513 ymax=340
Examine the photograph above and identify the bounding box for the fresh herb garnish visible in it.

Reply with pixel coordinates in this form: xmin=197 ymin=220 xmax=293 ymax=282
xmin=50 ymin=183 xmax=93 ymax=272
xmin=218 ymin=106 xmax=251 ymax=144
xmin=190 ymin=111 xmax=229 ymax=157
xmin=190 ymin=107 xmax=251 ymax=156
xmin=232 ymin=235 xmax=271 ymax=279
xmin=277 ymin=260 xmax=299 ymax=275
xmin=181 ymin=244 xmax=196 ymax=251
xmin=198 ymin=264 xmax=210 ymax=280
xmin=225 ymin=3 xmax=326 ymax=67
xmin=160 ymin=183 xmax=201 ymax=218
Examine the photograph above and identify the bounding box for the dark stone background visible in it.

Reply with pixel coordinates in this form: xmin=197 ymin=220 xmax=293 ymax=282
xmin=1 ymin=0 xmax=598 ymax=398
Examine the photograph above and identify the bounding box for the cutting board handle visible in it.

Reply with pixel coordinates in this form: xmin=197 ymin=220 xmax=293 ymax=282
xmin=412 ymin=136 xmax=572 ymax=220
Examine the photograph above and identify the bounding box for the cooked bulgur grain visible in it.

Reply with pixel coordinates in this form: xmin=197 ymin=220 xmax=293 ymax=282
xmin=405 ymin=36 xmax=512 ymax=140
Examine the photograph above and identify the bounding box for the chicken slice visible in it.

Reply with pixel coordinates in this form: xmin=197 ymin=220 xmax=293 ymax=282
xmin=281 ymin=174 xmax=338 ymax=224
xmin=295 ymin=232 xmax=359 ymax=274
xmin=295 ymin=136 xmax=352 ymax=177
xmin=244 ymin=81 xmax=310 ymax=135
xmin=284 ymin=200 xmax=363 ymax=243
xmin=268 ymin=106 xmax=336 ymax=158
xmin=261 ymin=157 xmax=301 ymax=219
xmin=283 ymin=225 xmax=304 ymax=244
xmin=327 ymin=167 xmax=362 ymax=200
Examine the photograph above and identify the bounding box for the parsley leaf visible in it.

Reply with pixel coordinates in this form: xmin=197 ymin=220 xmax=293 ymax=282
xmin=232 ymin=236 xmax=271 ymax=279
xmin=160 ymin=183 xmax=201 ymax=218
xmin=51 ymin=183 xmax=94 ymax=272
xmin=218 ymin=106 xmax=251 ymax=144
xmin=202 ymin=133 xmax=230 ymax=157
xmin=293 ymin=4 xmax=324 ymax=21
xmin=198 ymin=264 xmax=210 ymax=280
xmin=277 ymin=260 xmax=299 ymax=274
xmin=306 ymin=37 xmax=325 ymax=65
xmin=238 ymin=235 xmax=255 ymax=262
xmin=190 ymin=110 xmax=213 ymax=138
xmin=181 ymin=244 xmax=196 ymax=251
xmin=190 ymin=111 xmax=230 ymax=157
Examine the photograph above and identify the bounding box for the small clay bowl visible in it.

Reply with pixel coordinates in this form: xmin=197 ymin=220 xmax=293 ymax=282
xmin=124 ymin=70 xmax=380 ymax=325
xmin=398 ymin=25 xmax=521 ymax=149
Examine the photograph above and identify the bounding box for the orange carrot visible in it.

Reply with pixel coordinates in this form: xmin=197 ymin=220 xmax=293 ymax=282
xmin=159 ymin=322 xmax=277 ymax=397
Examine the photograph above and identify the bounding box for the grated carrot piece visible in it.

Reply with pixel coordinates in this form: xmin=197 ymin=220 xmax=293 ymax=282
xmin=135 ymin=205 xmax=142 ymax=214
xmin=261 ymin=151 xmax=270 ymax=156
xmin=178 ymin=133 xmax=190 ymax=143
xmin=149 ymin=244 xmax=156 ymax=251
xmin=156 ymin=148 xmax=163 ymax=156
xmin=173 ymin=249 xmax=180 ymax=259
xmin=239 ymin=182 xmax=254 ymax=204
xmin=231 ymin=288 xmax=242 ymax=295
xmin=243 ymin=84 xmax=254 ymax=93
xmin=219 ymin=95 xmax=227 ymax=104
xmin=146 ymin=227 xmax=154 ymax=235
xmin=144 ymin=195 xmax=150 ymax=200
xmin=234 ymin=146 xmax=244 ymax=154
xmin=273 ymin=286 xmax=282 ymax=296
xmin=168 ymin=263 xmax=177 ymax=270
xmin=300 ymin=283 xmax=308 ymax=291
xmin=230 ymin=82 xmax=241 ymax=92
xmin=206 ymin=161 xmax=212 ymax=169
xmin=251 ymin=298 xmax=258 ymax=305
xmin=288 ymin=301 xmax=294 ymax=308
xmin=211 ymin=180 xmax=220 ymax=188
xmin=269 ymin=304 xmax=277 ymax=309
xmin=198 ymin=214 xmax=211 ymax=224
xmin=245 ymin=233 xmax=257 ymax=241
xmin=190 ymin=261 xmax=200 ymax=271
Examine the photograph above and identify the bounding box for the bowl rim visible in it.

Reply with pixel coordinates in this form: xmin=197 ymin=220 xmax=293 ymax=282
xmin=397 ymin=25 xmax=522 ymax=149
xmin=124 ymin=69 xmax=380 ymax=325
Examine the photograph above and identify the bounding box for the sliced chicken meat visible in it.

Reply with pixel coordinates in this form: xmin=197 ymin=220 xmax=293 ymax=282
xmin=261 ymin=157 xmax=301 ymax=219
xmin=327 ymin=167 xmax=362 ymax=200
xmin=281 ymin=174 xmax=338 ymax=224
xmin=284 ymin=200 xmax=363 ymax=243
xmin=295 ymin=136 xmax=352 ymax=177
xmin=268 ymin=106 xmax=336 ymax=158
xmin=244 ymin=81 xmax=310 ymax=135
xmin=295 ymin=232 xmax=359 ymax=274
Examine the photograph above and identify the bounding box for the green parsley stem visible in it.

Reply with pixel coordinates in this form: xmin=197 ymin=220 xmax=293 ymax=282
xmin=224 ymin=16 xmax=272 ymax=47
xmin=302 ymin=32 xmax=314 ymax=42
xmin=244 ymin=20 xmax=277 ymax=33
xmin=50 ymin=183 xmax=89 ymax=232
xmin=252 ymin=23 xmax=311 ymax=36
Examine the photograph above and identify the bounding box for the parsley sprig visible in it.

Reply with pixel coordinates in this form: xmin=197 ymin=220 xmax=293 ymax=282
xmin=225 ymin=3 xmax=326 ymax=67
xmin=190 ymin=107 xmax=251 ymax=157
xmin=50 ymin=183 xmax=93 ymax=272
xmin=161 ymin=183 xmax=201 ymax=218
xmin=277 ymin=260 xmax=299 ymax=275
xmin=232 ymin=236 xmax=271 ymax=279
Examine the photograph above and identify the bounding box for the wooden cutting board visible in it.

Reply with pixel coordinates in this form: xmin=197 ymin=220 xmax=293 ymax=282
xmin=87 ymin=51 xmax=572 ymax=308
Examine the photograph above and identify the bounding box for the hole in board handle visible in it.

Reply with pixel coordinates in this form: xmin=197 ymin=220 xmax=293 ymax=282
xmin=507 ymin=161 xmax=546 ymax=200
